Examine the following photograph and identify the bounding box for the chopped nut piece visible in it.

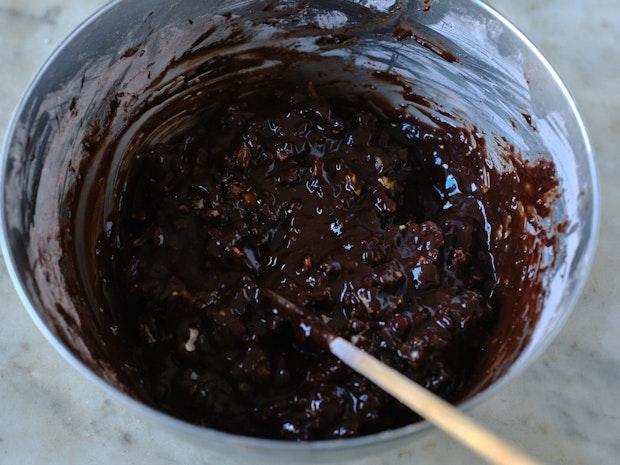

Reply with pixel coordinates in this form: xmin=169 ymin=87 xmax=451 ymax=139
xmin=235 ymin=143 xmax=251 ymax=168
xmin=378 ymin=176 xmax=398 ymax=195
xmin=184 ymin=328 xmax=199 ymax=352
xmin=229 ymin=246 xmax=244 ymax=257
xmin=302 ymin=255 xmax=313 ymax=273
xmin=243 ymin=192 xmax=257 ymax=204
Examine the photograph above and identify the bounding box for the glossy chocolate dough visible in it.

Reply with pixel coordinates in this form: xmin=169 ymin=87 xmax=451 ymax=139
xmin=94 ymin=75 xmax=557 ymax=439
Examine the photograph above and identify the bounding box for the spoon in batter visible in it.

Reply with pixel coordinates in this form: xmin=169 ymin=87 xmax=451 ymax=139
xmin=262 ymin=288 xmax=544 ymax=465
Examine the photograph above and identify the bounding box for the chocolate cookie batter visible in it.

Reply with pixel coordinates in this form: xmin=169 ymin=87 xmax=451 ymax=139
xmin=96 ymin=73 xmax=555 ymax=440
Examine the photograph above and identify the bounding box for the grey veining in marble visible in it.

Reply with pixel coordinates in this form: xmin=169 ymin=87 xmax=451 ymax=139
xmin=0 ymin=1 xmax=618 ymax=464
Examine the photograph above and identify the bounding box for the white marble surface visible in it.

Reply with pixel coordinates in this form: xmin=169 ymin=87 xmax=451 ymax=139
xmin=0 ymin=1 xmax=619 ymax=464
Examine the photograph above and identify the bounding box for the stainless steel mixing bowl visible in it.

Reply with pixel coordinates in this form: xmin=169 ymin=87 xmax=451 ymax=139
xmin=0 ymin=0 xmax=599 ymax=463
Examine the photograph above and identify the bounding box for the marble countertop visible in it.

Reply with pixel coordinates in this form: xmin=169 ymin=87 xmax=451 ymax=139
xmin=0 ymin=1 xmax=618 ymax=464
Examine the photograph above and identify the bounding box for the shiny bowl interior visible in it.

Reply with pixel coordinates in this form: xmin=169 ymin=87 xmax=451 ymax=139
xmin=0 ymin=0 xmax=599 ymax=462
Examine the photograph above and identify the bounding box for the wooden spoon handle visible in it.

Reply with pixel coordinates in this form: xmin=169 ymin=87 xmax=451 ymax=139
xmin=330 ymin=337 xmax=544 ymax=465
